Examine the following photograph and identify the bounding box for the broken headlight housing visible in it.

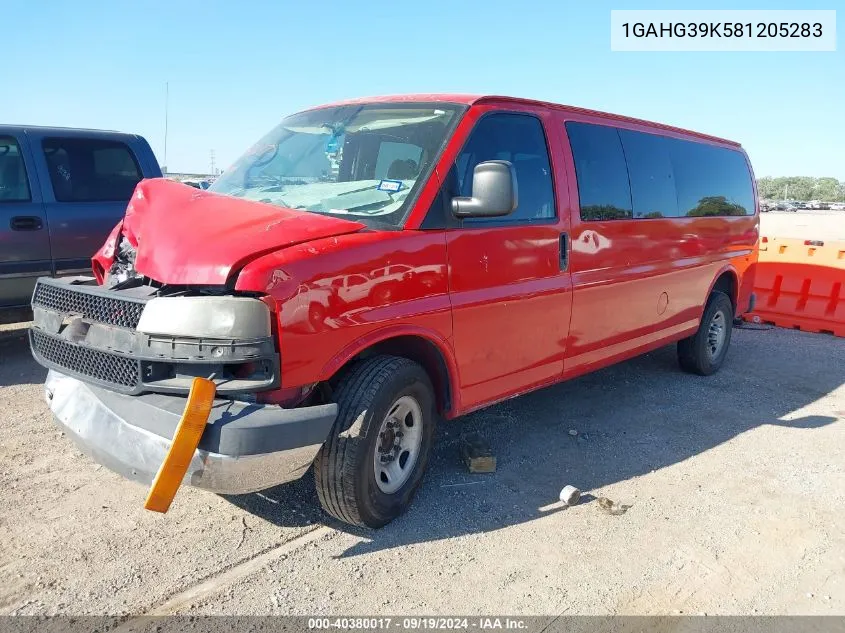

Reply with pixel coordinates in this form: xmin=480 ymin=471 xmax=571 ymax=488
xmin=107 ymin=235 xmax=138 ymax=287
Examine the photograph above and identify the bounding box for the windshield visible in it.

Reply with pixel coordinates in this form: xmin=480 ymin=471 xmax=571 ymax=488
xmin=209 ymin=103 xmax=463 ymax=228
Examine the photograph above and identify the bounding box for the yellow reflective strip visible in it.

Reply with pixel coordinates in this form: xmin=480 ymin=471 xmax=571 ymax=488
xmin=144 ymin=377 xmax=216 ymax=513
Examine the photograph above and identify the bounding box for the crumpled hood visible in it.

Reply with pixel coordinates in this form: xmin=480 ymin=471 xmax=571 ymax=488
xmin=94 ymin=178 xmax=366 ymax=285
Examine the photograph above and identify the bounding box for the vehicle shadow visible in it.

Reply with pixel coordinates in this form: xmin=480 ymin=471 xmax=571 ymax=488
xmin=0 ymin=323 xmax=47 ymax=388
xmin=226 ymin=327 xmax=843 ymax=553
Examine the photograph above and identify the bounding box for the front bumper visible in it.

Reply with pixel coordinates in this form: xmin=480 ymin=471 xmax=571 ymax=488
xmin=46 ymin=370 xmax=337 ymax=495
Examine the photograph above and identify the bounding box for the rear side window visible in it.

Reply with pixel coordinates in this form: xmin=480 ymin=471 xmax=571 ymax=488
xmin=565 ymin=122 xmax=632 ymax=221
xmin=457 ymin=113 xmax=556 ymax=224
xmin=42 ymin=138 xmax=142 ymax=202
xmin=568 ymin=122 xmax=755 ymax=220
xmin=0 ymin=136 xmax=31 ymax=202
xmin=670 ymin=140 xmax=754 ymax=216
xmin=619 ymin=130 xmax=678 ymax=219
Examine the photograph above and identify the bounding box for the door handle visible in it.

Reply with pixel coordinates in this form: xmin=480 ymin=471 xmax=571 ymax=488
xmin=10 ymin=216 xmax=43 ymax=231
xmin=559 ymin=233 xmax=569 ymax=271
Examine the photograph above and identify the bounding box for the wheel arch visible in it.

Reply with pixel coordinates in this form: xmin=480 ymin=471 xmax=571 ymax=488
xmin=706 ymin=266 xmax=739 ymax=316
xmin=319 ymin=326 xmax=459 ymax=417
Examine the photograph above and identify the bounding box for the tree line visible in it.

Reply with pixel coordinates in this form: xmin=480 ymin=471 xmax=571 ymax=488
xmin=757 ymin=176 xmax=845 ymax=202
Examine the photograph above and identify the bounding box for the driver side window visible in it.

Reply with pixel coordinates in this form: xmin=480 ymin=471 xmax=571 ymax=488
xmin=456 ymin=113 xmax=556 ymax=224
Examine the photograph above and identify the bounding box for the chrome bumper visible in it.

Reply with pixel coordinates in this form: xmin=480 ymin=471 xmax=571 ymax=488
xmin=45 ymin=370 xmax=337 ymax=495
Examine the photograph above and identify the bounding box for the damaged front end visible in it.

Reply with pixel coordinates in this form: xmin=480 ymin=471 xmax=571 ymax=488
xmin=30 ymin=274 xmax=337 ymax=494
xmin=31 ymin=276 xmax=278 ymax=396
xmin=29 ymin=177 xmax=371 ymax=496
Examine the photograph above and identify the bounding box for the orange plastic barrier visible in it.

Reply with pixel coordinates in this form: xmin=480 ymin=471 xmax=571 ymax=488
xmin=745 ymin=237 xmax=845 ymax=337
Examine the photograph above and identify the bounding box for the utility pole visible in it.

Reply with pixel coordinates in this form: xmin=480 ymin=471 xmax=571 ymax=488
xmin=210 ymin=149 xmax=216 ymax=176
xmin=163 ymin=82 xmax=169 ymax=175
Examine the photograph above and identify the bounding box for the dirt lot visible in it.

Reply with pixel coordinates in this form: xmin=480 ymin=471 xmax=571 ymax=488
xmin=1 ymin=318 xmax=843 ymax=616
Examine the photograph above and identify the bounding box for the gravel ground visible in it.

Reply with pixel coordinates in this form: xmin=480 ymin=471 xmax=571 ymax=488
xmin=1 ymin=320 xmax=843 ymax=616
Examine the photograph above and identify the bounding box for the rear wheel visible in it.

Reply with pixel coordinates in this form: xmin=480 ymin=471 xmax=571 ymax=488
xmin=314 ymin=356 xmax=436 ymax=528
xmin=678 ymin=291 xmax=734 ymax=376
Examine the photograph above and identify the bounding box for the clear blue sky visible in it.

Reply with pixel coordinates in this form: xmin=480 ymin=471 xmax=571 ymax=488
xmin=5 ymin=0 xmax=843 ymax=179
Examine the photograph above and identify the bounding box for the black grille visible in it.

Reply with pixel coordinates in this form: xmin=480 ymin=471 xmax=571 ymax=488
xmin=31 ymin=330 xmax=139 ymax=390
xmin=33 ymin=282 xmax=144 ymax=329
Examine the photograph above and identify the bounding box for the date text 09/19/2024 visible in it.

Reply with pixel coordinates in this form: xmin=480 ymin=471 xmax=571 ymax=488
xmin=307 ymin=618 xmax=529 ymax=630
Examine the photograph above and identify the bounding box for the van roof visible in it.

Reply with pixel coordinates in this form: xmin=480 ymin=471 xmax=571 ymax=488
xmin=314 ymin=93 xmax=741 ymax=148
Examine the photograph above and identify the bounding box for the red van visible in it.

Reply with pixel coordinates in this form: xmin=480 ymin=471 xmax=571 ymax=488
xmin=30 ymin=95 xmax=758 ymax=527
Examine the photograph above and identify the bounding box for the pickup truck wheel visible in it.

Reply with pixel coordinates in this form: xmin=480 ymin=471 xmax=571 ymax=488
xmin=677 ymin=291 xmax=734 ymax=376
xmin=314 ymin=356 xmax=436 ymax=528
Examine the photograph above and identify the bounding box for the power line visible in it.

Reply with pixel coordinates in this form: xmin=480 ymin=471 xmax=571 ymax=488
xmin=163 ymin=82 xmax=169 ymax=173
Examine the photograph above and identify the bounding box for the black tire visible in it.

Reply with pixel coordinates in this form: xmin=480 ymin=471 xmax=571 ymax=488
xmin=314 ymin=355 xmax=436 ymax=528
xmin=678 ymin=291 xmax=734 ymax=376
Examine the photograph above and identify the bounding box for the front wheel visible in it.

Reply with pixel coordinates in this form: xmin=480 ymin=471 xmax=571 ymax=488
xmin=677 ymin=291 xmax=734 ymax=376
xmin=314 ymin=356 xmax=436 ymax=528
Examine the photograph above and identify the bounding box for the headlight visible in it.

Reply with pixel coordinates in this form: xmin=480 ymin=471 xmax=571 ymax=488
xmin=137 ymin=296 xmax=271 ymax=339
xmin=108 ymin=236 xmax=138 ymax=286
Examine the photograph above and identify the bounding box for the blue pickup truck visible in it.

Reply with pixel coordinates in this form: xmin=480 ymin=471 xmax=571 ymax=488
xmin=0 ymin=126 xmax=160 ymax=309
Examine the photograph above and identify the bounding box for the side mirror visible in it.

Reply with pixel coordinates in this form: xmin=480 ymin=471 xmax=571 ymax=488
xmin=451 ymin=160 xmax=518 ymax=218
